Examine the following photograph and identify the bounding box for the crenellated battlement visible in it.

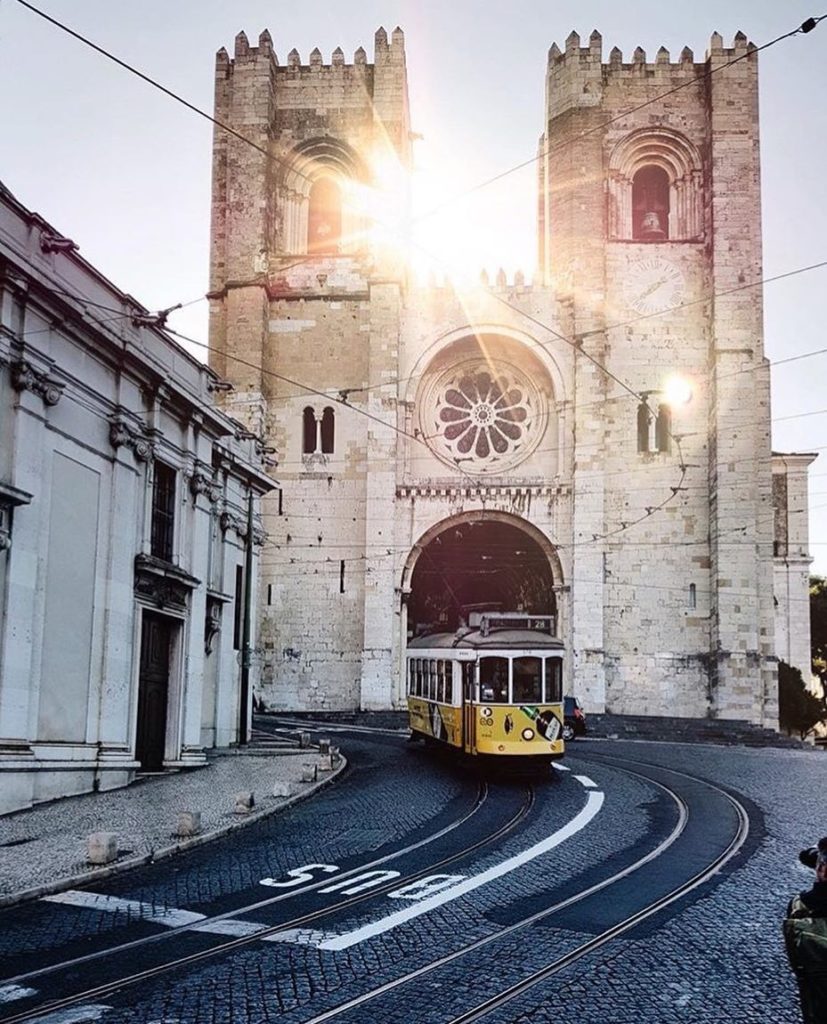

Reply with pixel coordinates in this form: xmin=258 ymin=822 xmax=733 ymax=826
xmin=546 ymin=27 xmax=754 ymax=75
xmin=215 ymin=25 xmax=405 ymax=74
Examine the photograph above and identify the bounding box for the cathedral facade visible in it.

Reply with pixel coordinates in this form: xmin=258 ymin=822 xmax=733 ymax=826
xmin=208 ymin=26 xmax=813 ymax=726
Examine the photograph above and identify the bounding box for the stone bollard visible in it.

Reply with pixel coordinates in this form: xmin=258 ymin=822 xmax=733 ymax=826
xmin=318 ymin=737 xmax=331 ymax=754
xmin=87 ymin=832 xmax=118 ymax=865
xmin=234 ymin=792 xmax=255 ymax=815
xmin=299 ymin=731 xmax=312 ymax=749
xmin=331 ymin=745 xmax=341 ymax=765
xmin=272 ymin=780 xmax=296 ymax=799
xmin=318 ymin=753 xmax=333 ymax=773
xmin=176 ymin=811 xmax=202 ymax=838
xmin=301 ymin=764 xmax=318 ymax=783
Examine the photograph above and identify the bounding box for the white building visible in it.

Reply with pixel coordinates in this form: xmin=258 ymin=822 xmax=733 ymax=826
xmin=0 ymin=182 xmax=275 ymax=814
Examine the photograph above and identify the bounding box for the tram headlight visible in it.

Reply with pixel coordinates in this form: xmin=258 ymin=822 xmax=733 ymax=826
xmin=482 ymin=707 xmax=492 ymax=718
xmin=521 ymin=727 xmax=535 ymax=741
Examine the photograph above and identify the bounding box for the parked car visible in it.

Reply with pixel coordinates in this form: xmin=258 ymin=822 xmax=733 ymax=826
xmin=563 ymin=695 xmax=587 ymax=741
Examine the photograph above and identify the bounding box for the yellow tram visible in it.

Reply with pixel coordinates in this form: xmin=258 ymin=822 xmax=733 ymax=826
xmin=406 ymin=613 xmax=565 ymax=764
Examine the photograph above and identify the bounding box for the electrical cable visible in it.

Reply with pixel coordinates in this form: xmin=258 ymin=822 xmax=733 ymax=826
xmin=414 ymin=15 xmax=826 ymax=224
xmin=12 ymin=0 xmax=313 ymax=186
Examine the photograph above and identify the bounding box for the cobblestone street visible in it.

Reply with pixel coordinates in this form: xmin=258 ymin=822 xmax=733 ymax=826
xmin=1 ymin=724 xmax=823 ymax=1023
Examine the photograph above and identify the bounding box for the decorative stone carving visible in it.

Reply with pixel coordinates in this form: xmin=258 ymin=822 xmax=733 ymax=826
xmin=252 ymin=524 xmax=267 ymax=547
xmin=109 ymin=417 xmax=154 ymax=461
xmin=205 ymin=597 xmax=223 ymax=655
xmin=219 ymin=509 xmax=241 ymax=535
xmin=189 ymin=467 xmax=222 ymax=504
xmin=134 ymin=554 xmax=199 ymax=611
xmin=11 ymin=360 xmax=64 ymax=406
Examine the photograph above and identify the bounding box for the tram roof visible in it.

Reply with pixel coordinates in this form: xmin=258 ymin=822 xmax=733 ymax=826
xmin=408 ymin=629 xmax=564 ymax=651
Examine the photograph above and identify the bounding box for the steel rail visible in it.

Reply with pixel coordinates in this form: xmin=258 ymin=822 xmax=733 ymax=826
xmin=446 ymin=757 xmax=750 ymax=1024
xmin=1 ymin=777 xmax=490 ymax=989
xmin=0 ymin=782 xmax=537 ymax=1023
xmin=301 ymin=755 xmax=746 ymax=1024
xmin=298 ymin=757 xmax=688 ymax=1024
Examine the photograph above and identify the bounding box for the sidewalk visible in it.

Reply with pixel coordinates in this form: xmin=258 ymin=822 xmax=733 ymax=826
xmin=0 ymin=728 xmax=345 ymax=907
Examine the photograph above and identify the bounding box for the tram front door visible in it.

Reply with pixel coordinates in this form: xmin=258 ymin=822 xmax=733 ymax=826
xmin=462 ymin=662 xmax=476 ymax=755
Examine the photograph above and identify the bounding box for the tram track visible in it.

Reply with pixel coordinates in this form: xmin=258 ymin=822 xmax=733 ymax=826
xmin=0 ymin=779 xmax=536 ymax=1023
xmin=297 ymin=754 xmax=748 ymax=1024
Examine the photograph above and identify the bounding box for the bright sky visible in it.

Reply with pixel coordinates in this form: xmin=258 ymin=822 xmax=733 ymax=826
xmin=0 ymin=0 xmax=825 ymax=572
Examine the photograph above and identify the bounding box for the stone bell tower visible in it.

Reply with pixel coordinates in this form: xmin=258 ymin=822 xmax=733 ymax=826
xmin=538 ymin=30 xmax=776 ymax=725
xmin=208 ymin=27 xmax=411 ymax=710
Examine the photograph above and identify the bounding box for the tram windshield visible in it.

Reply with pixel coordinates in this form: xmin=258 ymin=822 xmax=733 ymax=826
xmin=512 ymin=657 xmax=542 ymax=703
xmin=479 ymin=657 xmax=509 ymax=704
xmin=545 ymin=657 xmax=562 ymax=702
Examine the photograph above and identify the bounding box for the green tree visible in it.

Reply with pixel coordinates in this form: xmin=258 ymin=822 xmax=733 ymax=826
xmin=812 ymin=575 xmax=827 ymax=690
xmin=778 ymin=660 xmax=826 ymax=740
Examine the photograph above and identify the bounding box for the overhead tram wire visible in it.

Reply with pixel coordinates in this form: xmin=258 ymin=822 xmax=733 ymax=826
xmin=12 ymin=0 xmax=313 ymax=186
xmin=413 ymin=14 xmax=826 ymax=225
xmin=11 ymin=4 xmax=821 ymax=544
xmin=37 ymin=270 xmax=823 ymax=547
xmin=13 ymin=1 xmax=826 ymax=419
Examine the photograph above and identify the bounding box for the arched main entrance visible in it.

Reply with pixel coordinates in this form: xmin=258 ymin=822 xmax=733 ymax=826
xmin=404 ymin=513 xmax=559 ymax=637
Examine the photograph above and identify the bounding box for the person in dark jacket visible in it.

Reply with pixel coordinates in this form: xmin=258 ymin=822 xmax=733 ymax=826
xmin=784 ymin=837 xmax=827 ymax=1023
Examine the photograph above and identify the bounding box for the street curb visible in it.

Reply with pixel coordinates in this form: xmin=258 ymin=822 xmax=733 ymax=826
xmin=0 ymin=755 xmax=347 ymax=909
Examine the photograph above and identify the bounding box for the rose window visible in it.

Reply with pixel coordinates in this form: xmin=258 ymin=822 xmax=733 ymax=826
xmin=421 ymin=359 xmax=544 ymax=473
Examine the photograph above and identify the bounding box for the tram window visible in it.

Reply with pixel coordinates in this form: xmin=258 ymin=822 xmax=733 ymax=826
xmin=513 ymin=657 xmax=542 ymax=704
xmin=479 ymin=657 xmax=509 ymax=704
xmin=416 ymin=659 xmax=423 ymax=698
xmin=444 ymin=662 xmax=454 ymax=705
xmin=436 ymin=661 xmax=445 ymax=703
xmin=407 ymin=661 xmax=413 ymax=697
xmin=544 ymin=658 xmax=562 ymax=702
xmin=463 ymin=662 xmax=475 ymax=701
xmin=430 ymin=660 xmax=438 ymax=701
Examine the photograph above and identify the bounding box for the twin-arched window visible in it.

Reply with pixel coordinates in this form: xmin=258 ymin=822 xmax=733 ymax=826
xmin=302 ymin=406 xmax=335 ymax=455
xmin=637 ymin=401 xmax=670 ymax=453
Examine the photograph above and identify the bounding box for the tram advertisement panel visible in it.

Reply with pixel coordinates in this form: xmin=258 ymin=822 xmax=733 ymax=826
xmin=408 ymin=696 xmax=463 ymax=749
xmin=474 ymin=703 xmax=563 ymax=757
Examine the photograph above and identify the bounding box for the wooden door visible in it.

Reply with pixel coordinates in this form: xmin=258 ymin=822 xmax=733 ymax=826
xmin=136 ymin=613 xmax=171 ymax=771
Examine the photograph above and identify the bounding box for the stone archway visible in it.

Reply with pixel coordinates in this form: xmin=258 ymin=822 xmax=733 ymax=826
xmin=403 ymin=512 xmax=561 ymax=637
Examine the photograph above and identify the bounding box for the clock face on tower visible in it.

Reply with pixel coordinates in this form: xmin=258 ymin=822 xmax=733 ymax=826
xmin=624 ymin=256 xmax=686 ymax=316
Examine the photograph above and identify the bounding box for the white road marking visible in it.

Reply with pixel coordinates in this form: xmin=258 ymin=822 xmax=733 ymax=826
xmin=193 ymin=919 xmax=268 ymax=937
xmin=273 ymin=790 xmax=604 ymax=951
xmin=26 ymin=1005 xmax=111 ymax=1023
xmin=0 ymin=985 xmax=37 ymax=1004
xmin=388 ymin=875 xmax=466 ymax=900
xmin=260 ymin=863 xmax=339 ymax=888
xmin=319 ymin=870 xmax=400 ymax=895
xmin=261 ymin=927 xmax=339 ymax=946
xmin=574 ymin=775 xmax=597 ymax=788
xmin=552 ymin=763 xmax=570 ymax=772
xmin=43 ymin=891 xmax=205 ymax=928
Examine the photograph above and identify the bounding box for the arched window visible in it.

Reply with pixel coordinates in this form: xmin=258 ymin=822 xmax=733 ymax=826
xmin=307 ymin=178 xmax=342 ymax=254
xmin=302 ymin=406 xmax=316 ymax=454
xmin=633 ymin=166 xmax=670 ymax=241
xmin=320 ymin=407 xmax=335 ymax=454
xmin=608 ymin=129 xmax=703 ymax=241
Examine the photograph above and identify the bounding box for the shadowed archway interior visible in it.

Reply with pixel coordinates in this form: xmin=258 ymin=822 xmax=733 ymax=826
xmin=408 ymin=520 xmax=556 ymax=637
